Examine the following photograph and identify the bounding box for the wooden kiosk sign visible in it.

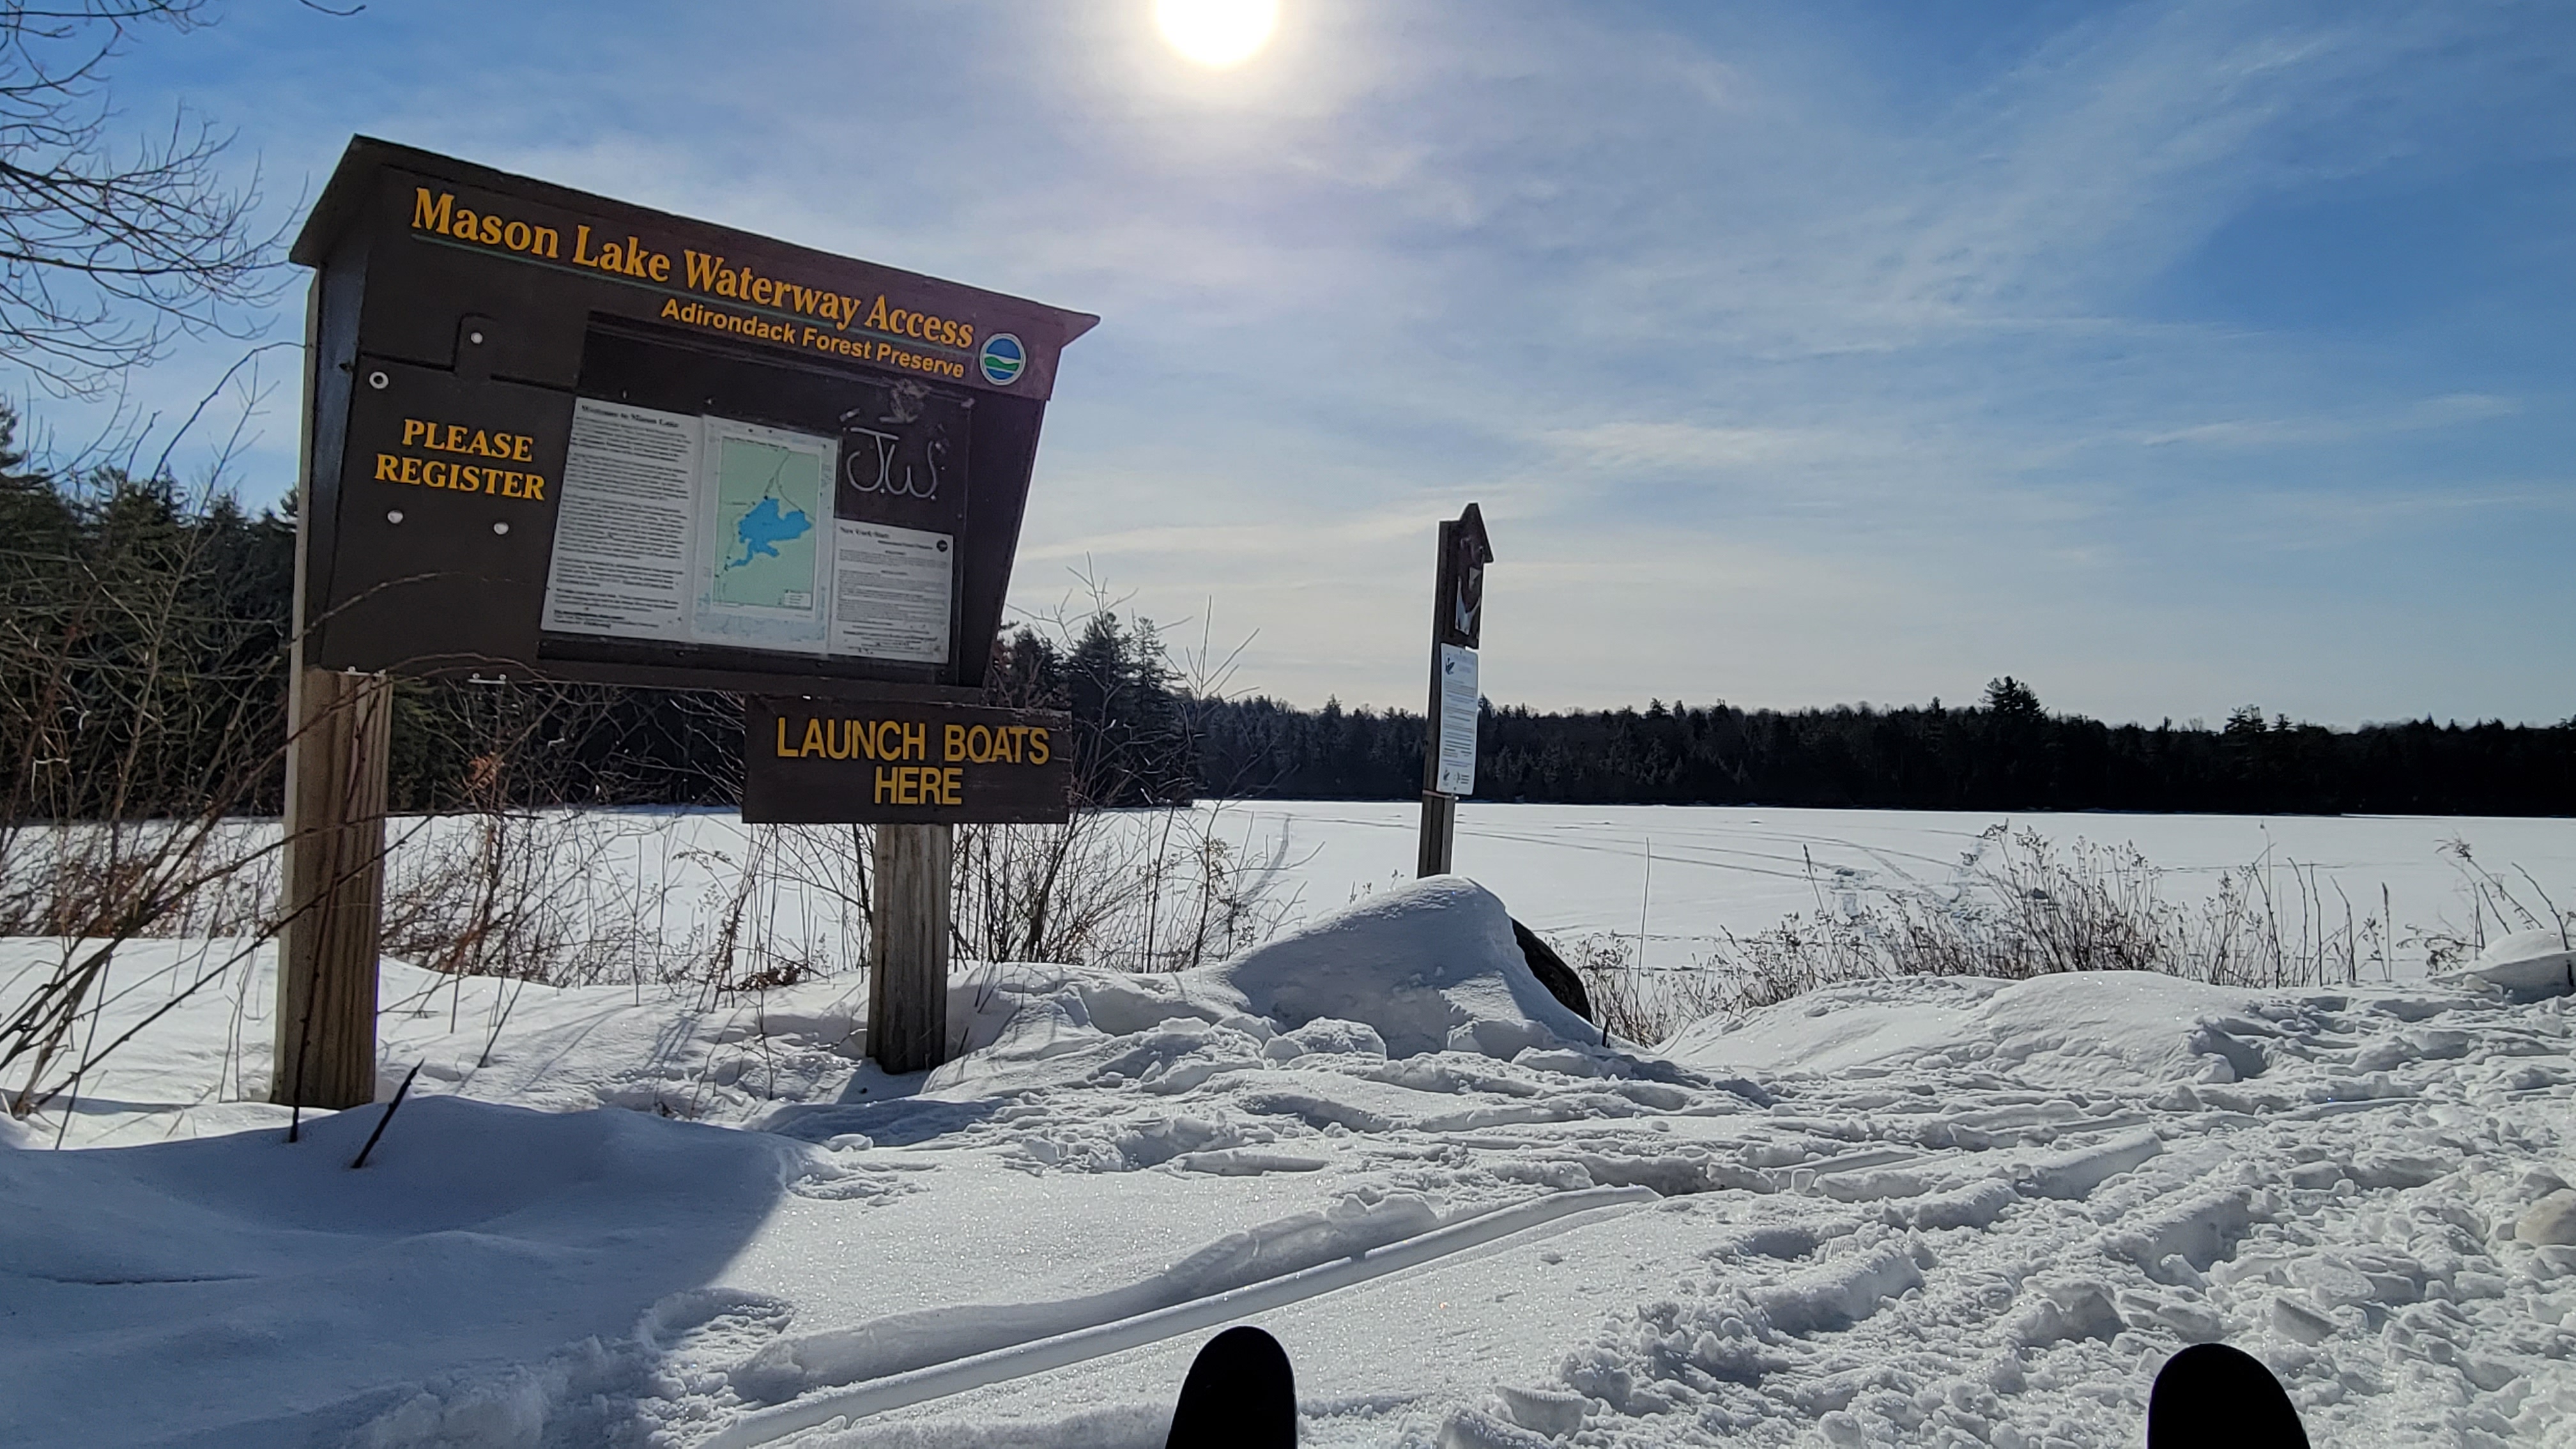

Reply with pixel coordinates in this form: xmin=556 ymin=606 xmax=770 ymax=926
xmin=280 ymin=138 xmax=1092 ymax=1105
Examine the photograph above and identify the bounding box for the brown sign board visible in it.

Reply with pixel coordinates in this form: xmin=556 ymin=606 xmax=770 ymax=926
xmin=741 ymin=698 xmax=1073 ymax=825
xmin=1436 ymin=502 xmax=1493 ymax=650
xmin=289 ymin=137 xmax=1096 ymax=700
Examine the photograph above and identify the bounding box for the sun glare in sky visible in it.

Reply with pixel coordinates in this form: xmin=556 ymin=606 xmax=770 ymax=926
xmin=1153 ymin=0 xmax=1279 ymax=68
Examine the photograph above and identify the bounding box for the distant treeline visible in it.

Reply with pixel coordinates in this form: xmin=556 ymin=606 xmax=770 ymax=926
xmin=1192 ymin=678 xmax=2576 ymax=816
xmin=4 ymin=417 xmax=2570 ymax=820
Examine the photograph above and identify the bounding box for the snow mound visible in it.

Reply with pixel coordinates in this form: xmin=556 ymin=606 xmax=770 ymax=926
xmin=1202 ymin=875 xmax=1597 ymax=1058
xmin=919 ymin=877 xmax=1600 ymax=1098
xmin=1669 ymin=970 xmax=2290 ymax=1089
xmin=2438 ymin=928 xmax=2576 ymax=1000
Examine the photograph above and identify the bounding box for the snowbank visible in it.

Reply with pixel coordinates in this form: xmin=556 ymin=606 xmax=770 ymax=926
xmin=0 ymin=1094 xmax=817 ymax=1445
xmin=2439 ymin=928 xmax=2576 ymax=1000
xmin=1669 ymin=970 xmax=2299 ymax=1089
xmin=903 ymin=876 xmax=1607 ymax=1101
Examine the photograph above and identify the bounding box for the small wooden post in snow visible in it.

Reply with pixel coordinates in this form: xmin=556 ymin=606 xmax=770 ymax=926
xmin=870 ymin=822 xmax=953 ymax=1073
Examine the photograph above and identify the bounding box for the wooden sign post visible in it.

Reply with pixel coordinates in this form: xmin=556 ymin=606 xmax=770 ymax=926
xmin=278 ymin=137 xmax=1092 ymax=1103
xmin=1418 ymin=504 xmax=1492 ymax=878
xmin=272 ymin=666 xmax=394 ymax=1109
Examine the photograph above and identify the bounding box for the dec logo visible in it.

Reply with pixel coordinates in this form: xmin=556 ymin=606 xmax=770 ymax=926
xmin=977 ymin=333 xmax=1025 ymax=387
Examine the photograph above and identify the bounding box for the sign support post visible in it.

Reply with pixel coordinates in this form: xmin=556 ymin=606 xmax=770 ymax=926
xmin=869 ymin=822 xmax=953 ymax=1073
xmin=273 ymin=665 xmax=393 ymax=1109
xmin=1418 ymin=505 xmax=1492 ymax=878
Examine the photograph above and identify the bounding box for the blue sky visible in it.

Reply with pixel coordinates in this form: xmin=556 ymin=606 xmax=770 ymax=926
xmin=29 ymin=0 xmax=2576 ymax=725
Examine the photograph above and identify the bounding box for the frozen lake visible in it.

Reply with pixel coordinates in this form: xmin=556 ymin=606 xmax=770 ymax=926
xmin=1174 ymin=801 xmax=2576 ymax=978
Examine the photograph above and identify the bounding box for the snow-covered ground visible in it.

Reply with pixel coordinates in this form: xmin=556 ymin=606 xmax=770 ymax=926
xmin=8 ymin=864 xmax=2576 ymax=1447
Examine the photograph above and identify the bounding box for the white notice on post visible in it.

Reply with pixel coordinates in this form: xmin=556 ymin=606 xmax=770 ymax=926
xmin=828 ymin=521 xmax=953 ymax=663
xmin=1436 ymin=643 xmax=1479 ymax=796
xmin=540 ymin=399 xmax=700 ymax=642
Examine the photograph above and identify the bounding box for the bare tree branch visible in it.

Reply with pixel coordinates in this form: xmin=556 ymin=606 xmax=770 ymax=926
xmin=1 ymin=1 xmax=288 ymax=397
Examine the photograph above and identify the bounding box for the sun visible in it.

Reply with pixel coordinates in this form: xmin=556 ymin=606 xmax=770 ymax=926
xmin=1154 ymin=0 xmax=1278 ymax=69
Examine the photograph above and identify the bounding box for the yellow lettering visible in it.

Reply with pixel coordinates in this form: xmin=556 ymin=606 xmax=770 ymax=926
xmin=479 ymin=214 xmax=503 ymax=246
xmin=958 ymin=323 xmax=976 ymax=347
xmin=572 ymin=224 xmax=597 ymax=266
xmin=942 ymin=767 xmax=963 ymax=805
xmin=503 ymin=471 xmax=528 ymax=499
xmin=715 ymin=268 xmax=740 ymax=299
xmin=903 ymin=722 xmax=926 ymax=760
xmin=865 ymin=294 xmax=890 ymax=330
xmin=944 ymin=723 xmax=966 ymax=762
xmin=596 ymin=240 xmax=624 ymax=272
xmin=684 ymin=251 xmax=724 ymax=289
xmin=896 ymin=767 xmax=919 ymax=806
xmin=523 ymin=473 xmax=545 ymax=502
xmin=411 ymin=188 xmax=454 ymax=234
xmin=374 ymin=453 xmax=401 ymax=482
xmin=399 ymin=456 xmax=422 ymax=485
xmin=874 ymin=766 xmax=896 ymax=804
xmin=966 ymin=724 xmax=992 ymax=763
xmin=777 ymin=717 xmax=795 ymax=757
xmin=1029 ymin=728 xmax=1050 ymax=766
xmin=751 ymin=277 xmax=774 ymax=305
xmin=801 ymin=718 xmax=825 ymax=757
xmin=647 ymin=252 xmax=670 ymax=282
xmin=532 ymin=225 xmax=558 ymax=259
xmin=400 ymin=418 xmax=427 ymax=447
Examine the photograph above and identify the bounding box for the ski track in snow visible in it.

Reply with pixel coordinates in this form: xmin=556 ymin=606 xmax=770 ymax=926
xmin=6 ymin=880 xmax=2576 ymax=1446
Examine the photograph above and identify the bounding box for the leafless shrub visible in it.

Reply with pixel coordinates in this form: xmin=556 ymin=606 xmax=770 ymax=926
xmin=2407 ymin=836 xmax=2576 ymax=971
xmin=1565 ymin=825 xmax=2419 ymax=1042
xmin=951 ymin=804 xmax=1297 ymax=974
xmin=0 ymin=379 xmax=306 ymax=1120
xmin=1565 ymin=930 xmax=1728 ymax=1048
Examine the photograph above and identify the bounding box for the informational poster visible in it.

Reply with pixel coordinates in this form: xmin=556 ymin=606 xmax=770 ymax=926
xmin=542 ymin=401 xmax=956 ymax=664
xmin=1436 ymin=643 xmax=1479 ymax=796
xmin=830 ymin=521 xmax=954 ymax=664
xmin=539 ymin=400 xmax=700 ymax=641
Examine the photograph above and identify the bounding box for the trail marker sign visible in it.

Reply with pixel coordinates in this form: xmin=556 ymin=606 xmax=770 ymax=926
xmin=1418 ymin=504 xmax=1493 ymax=877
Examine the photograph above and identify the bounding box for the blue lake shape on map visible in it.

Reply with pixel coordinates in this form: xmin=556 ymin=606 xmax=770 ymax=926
xmin=728 ymin=496 xmax=811 ymax=569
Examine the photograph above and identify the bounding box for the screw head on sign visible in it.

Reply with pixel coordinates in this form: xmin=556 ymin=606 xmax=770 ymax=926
xmin=468 ymin=331 xmax=485 ymax=345
xmin=368 ymin=371 xmax=389 ymax=390
xmin=387 ymin=510 xmax=404 ymax=525
xmin=492 ymin=521 xmax=509 ymax=535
